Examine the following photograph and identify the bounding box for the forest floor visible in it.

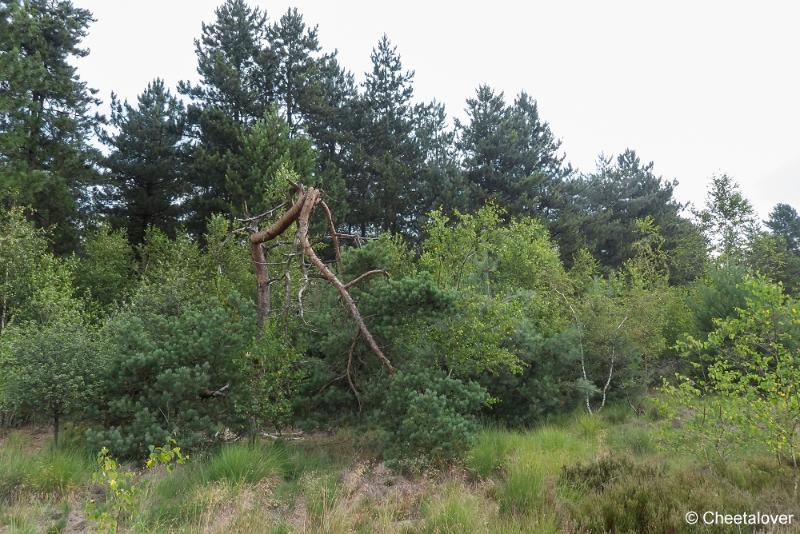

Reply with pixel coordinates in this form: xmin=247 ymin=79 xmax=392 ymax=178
xmin=1 ymin=404 xmax=798 ymax=533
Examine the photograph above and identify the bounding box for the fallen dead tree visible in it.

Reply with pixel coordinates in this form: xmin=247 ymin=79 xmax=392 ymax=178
xmin=243 ymin=185 xmax=394 ymax=374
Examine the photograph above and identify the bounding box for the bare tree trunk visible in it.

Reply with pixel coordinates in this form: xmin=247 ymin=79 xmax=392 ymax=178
xmin=250 ymin=239 xmax=270 ymax=333
xmin=556 ymin=289 xmax=592 ymax=414
xmin=600 ymin=316 xmax=628 ymax=411
xmin=53 ymin=409 xmax=60 ymax=448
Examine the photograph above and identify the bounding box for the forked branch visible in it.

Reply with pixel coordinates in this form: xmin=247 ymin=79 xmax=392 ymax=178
xmin=247 ymin=185 xmax=394 ymax=374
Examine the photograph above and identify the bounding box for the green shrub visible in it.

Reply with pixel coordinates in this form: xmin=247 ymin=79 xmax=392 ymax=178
xmin=234 ymin=325 xmax=306 ymax=437
xmin=368 ymin=368 xmax=489 ymax=472
xmin=87 ymin=285 xmax=253 ymax=458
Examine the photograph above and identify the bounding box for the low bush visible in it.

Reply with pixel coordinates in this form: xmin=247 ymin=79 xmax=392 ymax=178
xmin=368 ymin=368 xmax=489 ymax=473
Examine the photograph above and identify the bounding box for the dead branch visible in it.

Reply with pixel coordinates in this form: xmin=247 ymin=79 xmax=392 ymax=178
xmin=296 ymin=188 xmax=395 ymax=374
xmin=200 ymin=384 xmax=230 ymax=399
xmin=236 ymin=202 xmax=289 ymax=223
xmin=319 ymin=200 xmax=342 ymax=273
xmin=250 ymin=236 xmax=270 ymax=332
xmin=249 ymin=191 xmax=306 ymax=245
xmin=347 ymin=329 xmax=363 ymax=412
xmin=344 ymin=270 xmax=389 ymax=290
xmin=246 ymin=185 xmax=394 ymax=374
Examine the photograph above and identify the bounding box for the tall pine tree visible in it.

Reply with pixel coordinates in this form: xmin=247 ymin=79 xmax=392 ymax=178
xmin=559 ymin=150 xmax=705 ymax=282
xmin=101 ymin=79 xmax=187 ymax=245
xmin=268 ymin=8 xmax=321 ymax=135
xmin=455 ymin=86 xmax=566 ymax=218
xmin=178 ymin=0 xmax=272 ymax=233
xmin=0 ymin=0 xmax=102 ymax=253
xmin=345 ymin=35 xmax=422 ymax=236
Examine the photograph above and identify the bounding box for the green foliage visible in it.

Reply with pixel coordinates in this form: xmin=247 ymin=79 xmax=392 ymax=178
xmin=368 ymin=368 xmax=490 ymax=472
xmin=455 ymin=85 xmax=567 ymax=219
xmin=0 ymin=278 xmax=104 ymax=444
xmin=74 ymin=225 xmax=135 ymax=309
xmin=86 ymin=439 xmax=188 ymax=533
xmin=558 ymin=150 xmax=704 ymax=282
xmin=664 ymin=276 xmax=800 ymax=469
xmin=746 ymin=230 xmax=800 ymax=295
xmin=234 ymin=323 xmax=306 ymax=435
xmin=87 ymin=234 xmax=254 ymax=457
xmin=101 ymin=79 xmax=188 ymax=245
xmin=340 ymin=232 xmax=415 ymax=279
xmin=696 ymin=173 xmax=757 ymax=259
xmin=85 ymin=447 xmax=140 ymax=533
xmin=0 ymin=0 xmax=101 ymax=252
xmin=0 ymin=207 xmax=48 ymax=333
xmin=766 ymin=203 xmax=800 ymax=253
xmin=146 ymin=439 xmax=189 ymax=473
xmin=225 ymin=109 xmax=317 ymax=215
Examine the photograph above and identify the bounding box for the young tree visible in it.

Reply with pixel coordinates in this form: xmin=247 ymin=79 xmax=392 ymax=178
xmin=0 ymin=207 xmax=48 ymax=333
xmin=0 ymin=255 xmax=102 ymax=446
xmin=74 ymin=224 xmax=135 ymax=309
xmin=2 ymin=313 xmax=103 ymax=446
xmin=666 ymin=277 xmax=800 ymax=479
xmin=696 ymin=174 xmax=757 ymax=260
xmin=101 ymin=79 xmax=187 ymax=245
xmin=0 ymin=0 xmax=102 ymax=252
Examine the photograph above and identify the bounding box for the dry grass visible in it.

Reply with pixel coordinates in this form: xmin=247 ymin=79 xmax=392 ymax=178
xmin=2 ymin=409 xmax=798 ymax=533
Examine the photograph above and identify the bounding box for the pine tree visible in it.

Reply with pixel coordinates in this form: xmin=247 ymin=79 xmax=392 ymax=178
xmin=178 ymin=0 xmax=272 ymax=235
xmin=346 ymin=35 xmax=422 ymax=236
xmin=268 ymin=8 xmax=322 ymax=135
xmin=560 ymin=150 xmax=705 ymax=282
xmin=179 ymin=0 xmax=269 ymax=124
xmin=224 ymin=107 xmax=316 ymax=215
xmin=101 ymin=79 xmax=187 ymax=245
xmin=766 ymin=203 xmax=800 ymax=253
xmin=410 ymin=100 xmax=465 ymax=228
xmin=0 ymin=0 xmax=102 ymax=253
xmin=456 ymin=86 xmax=566 ymax=217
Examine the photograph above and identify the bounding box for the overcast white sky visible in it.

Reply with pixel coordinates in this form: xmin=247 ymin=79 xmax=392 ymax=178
xmin=73 ymin=0 xmax=799 ymax=219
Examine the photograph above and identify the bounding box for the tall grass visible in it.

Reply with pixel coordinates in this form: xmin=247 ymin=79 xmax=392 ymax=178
xmin=421 ymin=481 xmax=491 ymax=533
xmin=202 ymin=442 xmax=287 ymax=484
xmin=0 ymin=431 xmax=92 ymax=498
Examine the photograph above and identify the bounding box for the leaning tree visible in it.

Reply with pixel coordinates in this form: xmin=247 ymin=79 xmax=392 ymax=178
xmin=242 ymin=184 xmax=394 ymax=375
